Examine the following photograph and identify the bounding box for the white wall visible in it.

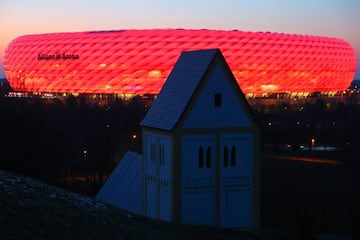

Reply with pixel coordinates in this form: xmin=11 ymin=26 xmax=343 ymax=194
xmin=159 ymin=135 xmax=171 ymax=221
xmin=181 ymin=134 xmax=216 ymax=225
xmin=144 ymin=132 xmax=157 ymax=218
xmin=144 ymin=131 xmax=172 ymax=220
xmin=220 ymin=133 xmax=253 ymax=229
xmin=180 ymin=133 xmax=254 ymax=228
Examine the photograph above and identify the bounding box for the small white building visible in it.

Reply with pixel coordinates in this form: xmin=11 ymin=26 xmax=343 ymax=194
xmin=140 ymin=49 xmax=260 ymax=230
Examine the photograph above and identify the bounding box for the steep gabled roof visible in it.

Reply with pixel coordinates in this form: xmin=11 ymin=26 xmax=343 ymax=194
xmin=96 ymin=151 xmax=142 ymax=214
xmin=140 ymin=49 xmax=219 ymax=131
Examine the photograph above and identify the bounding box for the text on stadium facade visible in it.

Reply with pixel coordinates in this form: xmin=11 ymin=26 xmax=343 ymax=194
xmin=37 ymin=53 xmax=79 ymax=60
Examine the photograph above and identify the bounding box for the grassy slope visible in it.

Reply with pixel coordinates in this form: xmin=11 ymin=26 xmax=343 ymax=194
xmin=0 ymin=170 xmax=255 ymax=240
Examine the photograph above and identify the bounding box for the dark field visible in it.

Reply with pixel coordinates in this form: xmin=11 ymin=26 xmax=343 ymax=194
xmin=261 ymin=155 xmax=360 ymax=236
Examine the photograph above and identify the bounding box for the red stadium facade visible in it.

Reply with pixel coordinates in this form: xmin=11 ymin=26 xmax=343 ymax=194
xmin=4 ymin=29 xmax=356 ymax=96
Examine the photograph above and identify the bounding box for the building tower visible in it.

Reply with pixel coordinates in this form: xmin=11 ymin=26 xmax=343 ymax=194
xmin=140 ymin=49 xmax=260 ymax=230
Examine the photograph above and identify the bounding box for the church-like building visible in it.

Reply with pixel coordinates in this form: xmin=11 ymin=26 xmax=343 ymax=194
xmin=97 ymin=48 xmax=260 ymax=231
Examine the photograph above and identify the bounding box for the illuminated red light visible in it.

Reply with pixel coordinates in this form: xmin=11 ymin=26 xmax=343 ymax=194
xmin=4 ymin=29 xmax=356 ymax=95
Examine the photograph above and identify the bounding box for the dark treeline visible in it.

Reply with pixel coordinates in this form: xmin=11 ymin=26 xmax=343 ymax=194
xmin=254 ymin=98 xmax=360 ymax=163
xmin=0 ymin=95 xmax=146 ymax=195
xmin=0 ymin=95 xmax=359 ymax=196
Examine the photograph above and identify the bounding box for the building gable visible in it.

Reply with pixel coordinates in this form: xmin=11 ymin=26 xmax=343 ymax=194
xmin=98 ymin=48 xmax=259 ymax=231
xmin=140 ymin=49 xmax=218 ymax=131
xmin=182 ymin=62 xmax=252 ymax=129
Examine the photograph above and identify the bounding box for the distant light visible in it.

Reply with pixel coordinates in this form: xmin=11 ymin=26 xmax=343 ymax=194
xmin=132 ymin=134 xmax=137 ymax=139
xmin=311 ymin=138 xmax=315 ymax=147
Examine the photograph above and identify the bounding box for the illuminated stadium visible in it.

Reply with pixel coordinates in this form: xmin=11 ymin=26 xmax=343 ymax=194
xmin=4 ymin=29 xmax=356 ymax=97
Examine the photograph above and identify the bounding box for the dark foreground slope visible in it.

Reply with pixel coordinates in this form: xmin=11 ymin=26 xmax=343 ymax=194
xmin=0 ymin=169 xmax=255 ymax=240
xmin=1 ymin=161 xmax=359 ymax=240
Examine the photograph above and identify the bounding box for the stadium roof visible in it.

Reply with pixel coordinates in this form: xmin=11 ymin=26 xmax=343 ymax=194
xmin=4 ymin=29 xmax=356 ymax=95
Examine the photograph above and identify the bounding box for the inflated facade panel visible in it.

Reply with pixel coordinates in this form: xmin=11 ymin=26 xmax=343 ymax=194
xmin=4 ymin=29 xmax=356 ymax=95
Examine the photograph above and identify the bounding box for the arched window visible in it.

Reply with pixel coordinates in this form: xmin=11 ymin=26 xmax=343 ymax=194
xmin=214 ymin=92 xmax=222 ymax=107
xmin=231 ymin=145 xmax=236 ymax=167
xmin=223 ymin=146 xmax=229 ymax=167
xmin=198 ymin=146 xmax=204 ymax=168
xmin=206 ymin=147 xmax=211 ymax=168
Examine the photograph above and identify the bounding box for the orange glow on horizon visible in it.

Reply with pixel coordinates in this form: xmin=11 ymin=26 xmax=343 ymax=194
xmin=265 ymin=155 xmax=343 ymax=165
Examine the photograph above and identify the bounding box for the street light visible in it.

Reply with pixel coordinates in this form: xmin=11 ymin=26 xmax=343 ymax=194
xmin=310 ymin=138 xmax=315 ymax=155
xmin=132 ymin=134 xmax=137 ymax=143
xmin=311 ymin=138 xmax=315 ymax=148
